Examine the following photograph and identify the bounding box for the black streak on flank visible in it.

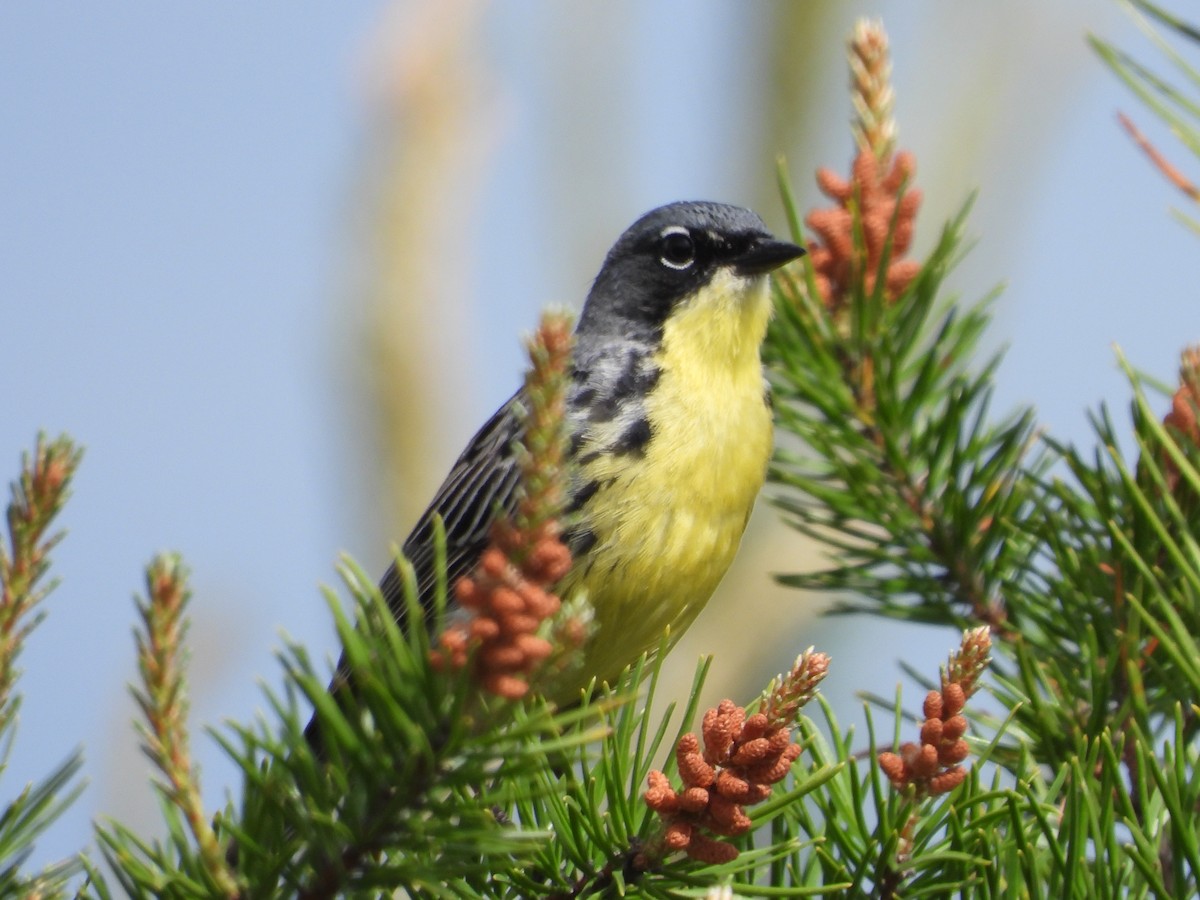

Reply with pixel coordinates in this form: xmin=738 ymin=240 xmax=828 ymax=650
xmin=586 ymin=357 xmax=661 ymax=424
xmin=569 ymin=528 xmax=598 ymax=556
xmin=612 ymin=416 xmax=652 ymax=457
xmin=633 ymin=363 xmax=662 ymax=395
xmin=613 ymin=352 xmax=659 ymax=395
xmin=587 ymin=394 xmax=623 ymax=423
xmin=567 ymin=479 xmax=602 ymax=513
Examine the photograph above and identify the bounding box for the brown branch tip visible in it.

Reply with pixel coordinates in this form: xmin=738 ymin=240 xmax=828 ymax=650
xmin=640 ymin=651 xmax=830 ymax=866
xmin=1162 ymin=345 xmax=1200 ymax=494
xmin=136 ymin=555 xmax=238 ymax=896
xmin=878 ymin=627 xmax=991 ymax=798
xmin=1117 ymin=112 xmax=1200 ymax=203
xmin=430 ymin=312 xmax=583 ymax=699
xmin=136 ymin=556 xmax=190 ymax=747
xmin=850 ymin=18 xmax=896 ymax=162
xmin=0 ymin=435 xmax=81 ymax=720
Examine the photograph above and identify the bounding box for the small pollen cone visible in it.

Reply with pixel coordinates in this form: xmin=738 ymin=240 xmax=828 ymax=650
xmin=640 ymin=652 xmax=829 ymax=867
xmin=807 ymin=149 xmax=922 ymax=313
xmin=801 ymin=19 xmax=921 ymax=315
xmin=429 ymin=313 xmax=579 ymax=698
xmin=878 ymin=628 xmax=990 ymax=798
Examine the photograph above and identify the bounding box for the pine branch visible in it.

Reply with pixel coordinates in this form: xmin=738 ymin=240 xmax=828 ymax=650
xmin=0 ymin=435 xmax=81 ymax=733
xmin=770 ymin=171 xmax=1041 ymax=637
xmin=131 ymin=555 xmax=238 ymax=896
xmin=764 ymin=13 xmax=1200 ymax=895
xmin=0 ymin=435 xmax=86 ymax=897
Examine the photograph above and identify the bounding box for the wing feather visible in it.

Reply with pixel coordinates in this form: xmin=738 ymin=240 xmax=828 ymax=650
xmin=377 ymin=390 xmax=526 ymax=627
xmin=309 ymin=393 xmax=527 ymax=750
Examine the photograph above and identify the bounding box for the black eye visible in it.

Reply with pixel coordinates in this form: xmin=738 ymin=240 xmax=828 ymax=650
xmin=657 ymin=227 xmax=695 ymax=270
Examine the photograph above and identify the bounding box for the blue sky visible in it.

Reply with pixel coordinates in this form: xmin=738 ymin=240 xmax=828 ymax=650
xmin=2 ymin=0 xmax=1198 ymax=875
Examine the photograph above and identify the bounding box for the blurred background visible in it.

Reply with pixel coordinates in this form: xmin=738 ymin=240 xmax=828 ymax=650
xmin=2 ymin=0 xmax=1198 ymax=872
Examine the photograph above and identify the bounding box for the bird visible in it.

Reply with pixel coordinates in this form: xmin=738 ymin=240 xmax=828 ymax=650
xmin=299 ymin=201 xmax=803 ymax=762
xmin=218 ymin=201 xmax=807 ymax=872
xmin=365 ymin=200 xmax=805 ymax=706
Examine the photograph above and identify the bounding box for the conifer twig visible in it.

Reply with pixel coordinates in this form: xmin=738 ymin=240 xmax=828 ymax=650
xmin=133 ymin=555 xmax=239 ymax=897
xmin=0 ymin=435 xmax=81 ymax=733
xmin=874 ymin=629 xmax=991 ymax=897
xmin=775 ymin=18 xmax=1024 ymax=638
xmin=0 ymin=436 xmax=86 ymax=895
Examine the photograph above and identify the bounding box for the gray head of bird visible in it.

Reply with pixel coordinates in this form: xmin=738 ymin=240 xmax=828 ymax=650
xmin=577 ymin=200 xmax=805 ymax=341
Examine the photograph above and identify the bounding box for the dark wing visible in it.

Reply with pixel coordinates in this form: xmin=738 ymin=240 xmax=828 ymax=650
xmin=377 ymin=389 xmax=526 ymax=629
xmin=306 ymin=392 xmax=526 ymax=753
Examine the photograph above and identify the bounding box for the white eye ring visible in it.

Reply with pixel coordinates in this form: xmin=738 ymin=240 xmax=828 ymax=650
xmin=658 ymin=225 xmax=695 ymax=270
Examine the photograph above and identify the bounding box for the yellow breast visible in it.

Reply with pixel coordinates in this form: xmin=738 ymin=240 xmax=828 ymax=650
xmin=561 ymin=271 xmax=774 ymax=691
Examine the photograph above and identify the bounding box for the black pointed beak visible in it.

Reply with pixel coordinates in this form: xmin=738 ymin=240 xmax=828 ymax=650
xmin=732 ymin=234 xmax=806 ymax=276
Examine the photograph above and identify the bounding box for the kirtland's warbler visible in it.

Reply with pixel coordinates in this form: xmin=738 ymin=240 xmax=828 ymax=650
xmin=227 ymin=203 xmax=801 ymax=864
xmin=372 ymin=200 xmax=804 ymax=703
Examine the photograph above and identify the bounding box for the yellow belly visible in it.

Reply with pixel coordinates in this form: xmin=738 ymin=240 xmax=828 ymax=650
xmin=559 ymin=272 xmax=774 ymax=695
